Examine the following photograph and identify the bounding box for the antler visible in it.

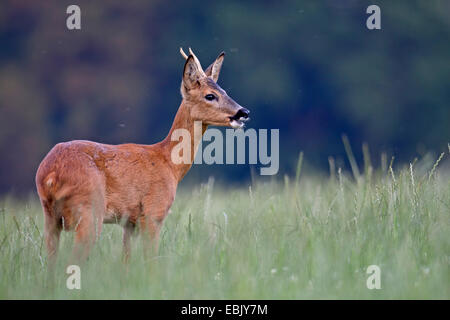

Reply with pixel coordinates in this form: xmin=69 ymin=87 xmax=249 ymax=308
xmin=179 ymin=47 xmax=188 ymax=59
xmin=180 ymin=47 xmax=205 ymax=76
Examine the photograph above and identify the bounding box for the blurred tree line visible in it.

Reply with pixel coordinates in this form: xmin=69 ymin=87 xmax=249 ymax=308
xmin=0 ymin=0 xmax=449 ymax=194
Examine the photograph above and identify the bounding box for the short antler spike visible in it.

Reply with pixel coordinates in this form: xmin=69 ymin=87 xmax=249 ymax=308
xmin=180 ymin=47 xmax=188 ymax=59
xmin=181 ymin=47 xmax=205 ymax=76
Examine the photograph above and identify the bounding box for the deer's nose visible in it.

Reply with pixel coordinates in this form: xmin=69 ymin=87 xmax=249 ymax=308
xmin=234 ymin=108 xmax=250 ymax=120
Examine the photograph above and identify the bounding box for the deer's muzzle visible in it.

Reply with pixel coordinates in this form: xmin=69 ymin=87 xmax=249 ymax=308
xmin=229 ymin=108 xmax=250 ymax=128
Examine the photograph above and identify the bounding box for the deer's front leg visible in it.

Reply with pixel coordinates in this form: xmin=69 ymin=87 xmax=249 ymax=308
xmin=122 ymin=222 xmax=136 ymax=263
xmin=139 ymin=182 xmax=176 ymax=259
xmin=138 ymin=211 xmax=166 ymax=258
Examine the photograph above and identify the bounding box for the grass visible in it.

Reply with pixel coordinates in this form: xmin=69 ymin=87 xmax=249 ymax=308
xmin=0 ymin=152 xmax=449 ymax=299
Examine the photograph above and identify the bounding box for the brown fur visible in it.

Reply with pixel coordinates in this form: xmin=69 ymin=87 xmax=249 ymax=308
xmin=36 ymin=49 xmax=248 ymax=264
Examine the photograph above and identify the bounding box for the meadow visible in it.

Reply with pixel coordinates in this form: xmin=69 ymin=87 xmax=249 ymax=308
xmin=0 ymin=151 xmax=449 ymax=299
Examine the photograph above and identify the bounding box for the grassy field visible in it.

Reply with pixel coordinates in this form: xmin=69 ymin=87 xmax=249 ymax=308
xmin=0 ymin=153 xmax=449 ymax=299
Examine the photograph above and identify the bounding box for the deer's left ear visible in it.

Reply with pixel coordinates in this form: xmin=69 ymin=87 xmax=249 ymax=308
xmin=205 ymin=52 xmax=225 ymax=82
xmin=182 ymin=55 xmax=205 ymax=91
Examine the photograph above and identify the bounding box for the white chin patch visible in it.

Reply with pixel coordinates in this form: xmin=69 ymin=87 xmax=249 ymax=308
xmin=230 ymin=116 xmax=249 ymax=129
xmin=230 ymin=120 xmax=244 ymax=129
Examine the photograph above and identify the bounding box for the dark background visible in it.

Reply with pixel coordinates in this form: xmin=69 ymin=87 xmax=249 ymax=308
xmin=0 ymin=0 xmax=449 ymax=194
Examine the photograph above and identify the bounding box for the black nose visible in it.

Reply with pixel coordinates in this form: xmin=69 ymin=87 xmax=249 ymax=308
xmin=234 ymin=108 xmax=250 ymax=119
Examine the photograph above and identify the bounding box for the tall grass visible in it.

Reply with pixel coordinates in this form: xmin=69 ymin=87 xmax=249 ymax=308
xmin=0 ymin=152 xmax=449 ymax=299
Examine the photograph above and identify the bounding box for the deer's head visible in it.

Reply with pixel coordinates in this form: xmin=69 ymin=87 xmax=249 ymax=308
xmin=180 ymin=48 xmax=250 ymax=129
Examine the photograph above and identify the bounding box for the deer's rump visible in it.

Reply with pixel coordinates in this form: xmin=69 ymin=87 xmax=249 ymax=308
xmin=35 ymin=141 xmax=110 ymax=229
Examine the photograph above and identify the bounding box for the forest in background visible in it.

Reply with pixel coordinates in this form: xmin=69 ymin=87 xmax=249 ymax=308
xmin=0 ymin=0 xmax=449 ymax=194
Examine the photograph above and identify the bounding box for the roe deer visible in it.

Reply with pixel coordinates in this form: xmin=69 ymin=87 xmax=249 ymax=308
xmin=36 ymin=48 xmax=250 ymax=263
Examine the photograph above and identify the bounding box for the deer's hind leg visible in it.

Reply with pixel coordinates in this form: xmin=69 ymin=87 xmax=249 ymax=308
xmin=70 ymin=195 xmax=105 ymax=263
xmin=42 ymin=202 xmax=62 ymax=268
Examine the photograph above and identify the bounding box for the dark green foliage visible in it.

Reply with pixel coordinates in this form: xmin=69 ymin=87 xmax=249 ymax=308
xmin=0 ymin=1 xmax=449 ymax=193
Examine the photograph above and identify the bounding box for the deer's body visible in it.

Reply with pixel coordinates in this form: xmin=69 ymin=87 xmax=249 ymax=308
xmin=37 ymin=140 xmax=176 ymax=227
xmin=36 ymin=48 xmax=249 ymax=263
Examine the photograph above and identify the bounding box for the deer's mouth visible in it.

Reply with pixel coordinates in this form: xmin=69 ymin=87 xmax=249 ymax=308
xmin=229 ymin=118 xmax=248 ymax=129
xmin=229 ymin=108 xmax=250 ymax=129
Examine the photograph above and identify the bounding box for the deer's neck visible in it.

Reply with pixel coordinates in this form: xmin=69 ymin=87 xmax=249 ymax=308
xmin=159 ymin=101 xmax=207 ymax=182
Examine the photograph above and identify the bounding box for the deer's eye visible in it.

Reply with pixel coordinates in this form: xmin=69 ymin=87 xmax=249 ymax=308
xmin=205 ymin=94 xmax=216 ymax=101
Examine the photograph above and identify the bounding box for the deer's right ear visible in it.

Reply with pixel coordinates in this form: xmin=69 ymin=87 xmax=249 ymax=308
xmin=204 ymin=52 xmax=225 ymax=82
xmin=182 ymin=55 xmax=203 ymax=92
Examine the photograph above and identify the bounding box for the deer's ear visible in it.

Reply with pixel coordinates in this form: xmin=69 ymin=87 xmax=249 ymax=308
xmin=182 ymin=55 xmax=204 ymax=90
xmin=205 ymin=52 xmax=225 ymax=82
